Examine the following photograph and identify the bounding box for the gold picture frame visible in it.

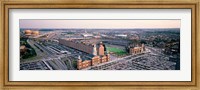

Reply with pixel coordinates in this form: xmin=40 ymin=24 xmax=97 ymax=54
xmin=0 ymin=0 xmax=199 ymax=90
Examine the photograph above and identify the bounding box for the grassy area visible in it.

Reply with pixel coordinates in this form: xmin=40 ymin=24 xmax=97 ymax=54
xmin=106 ymin=46 xmax=128 ymax=56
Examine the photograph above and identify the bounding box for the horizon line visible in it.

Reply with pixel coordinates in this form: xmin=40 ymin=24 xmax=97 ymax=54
xmin=20 ymin=28 xmax=180 ymax=30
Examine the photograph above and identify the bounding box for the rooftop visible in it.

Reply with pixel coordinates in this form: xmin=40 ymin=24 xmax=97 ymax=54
xmin=60 ymin=38 xmax=100 ymax=46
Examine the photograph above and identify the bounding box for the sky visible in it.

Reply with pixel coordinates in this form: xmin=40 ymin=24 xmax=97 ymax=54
xmin=20 ymin=20 xmax=180 ymax=29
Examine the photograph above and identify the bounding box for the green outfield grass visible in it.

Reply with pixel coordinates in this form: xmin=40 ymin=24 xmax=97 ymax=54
xmin=106 ymin=46 xmax=128 ymax=56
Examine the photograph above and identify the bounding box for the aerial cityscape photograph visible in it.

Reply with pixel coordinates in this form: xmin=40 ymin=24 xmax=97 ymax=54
xmin=20 ymin=20 xmax=180 ymax=70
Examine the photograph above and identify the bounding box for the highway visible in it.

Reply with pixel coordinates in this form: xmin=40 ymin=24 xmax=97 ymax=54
xmin=42 ymin=60 xmax=53 ymax=70
xmin=145 ymin=46 xmax=165 ymax=56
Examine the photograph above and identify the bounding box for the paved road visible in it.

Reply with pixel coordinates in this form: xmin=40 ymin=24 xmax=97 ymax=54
xmin=67 ymin=58 xmax=74 ymax=70
xmin=145 ymin=46 xmax=164 ymax=56
xmin=42 ymin=60 xmax=53 ymax=70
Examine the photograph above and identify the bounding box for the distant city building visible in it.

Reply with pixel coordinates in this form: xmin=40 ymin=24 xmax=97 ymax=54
xmin=115 ymin=34 xmax=127 ymax=38
xmin=24 ymin=30 xmax=40 ymax=36
xmin=24 ymin=30 xmax=32 ymax=36
xmin=129 ymin=44 xmax=145 ymax=55
xmin=82 ymin=33 xmax=93 ymax=37
xmin=32 ymin=31 xmax=40 ymax=36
